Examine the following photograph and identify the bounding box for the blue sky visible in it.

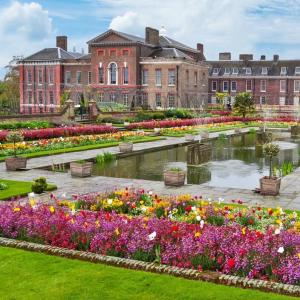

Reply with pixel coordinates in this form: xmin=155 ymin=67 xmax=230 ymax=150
xmin=1 ymin=0 xmax=300 ymax=79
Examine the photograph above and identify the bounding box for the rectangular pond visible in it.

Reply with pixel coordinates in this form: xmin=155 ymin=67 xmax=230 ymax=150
xmin=91 ymin=132 xmax=300 ymax=190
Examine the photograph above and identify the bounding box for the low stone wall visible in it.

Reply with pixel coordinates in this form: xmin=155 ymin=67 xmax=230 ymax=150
xmin=0 ymin=237 xmax=299 ymax=297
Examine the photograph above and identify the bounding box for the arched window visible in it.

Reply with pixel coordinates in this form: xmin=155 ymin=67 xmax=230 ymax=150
xmin=109 ymin=63 xmax=117 ymax=85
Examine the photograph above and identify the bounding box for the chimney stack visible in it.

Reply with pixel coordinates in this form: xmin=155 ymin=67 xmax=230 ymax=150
xmin=56 ymin=36 xmax=68 ymax=51
xmin=219 ymin=52 xmax=231 ymax=61
xmin=273 ymin=54 xmax=279 ymax=62
xmin=260 ymin=55 xmax=266 ymax=61
xmin=145 ymin=27 xmax=159 ymax=46
xmin=197 ymin=43 xmax=204 ymax=54
xmin=239 ymin=54 xmax=253 ymax=61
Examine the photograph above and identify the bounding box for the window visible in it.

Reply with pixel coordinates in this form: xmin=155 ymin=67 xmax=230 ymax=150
xmin=223 ymin=81 xmax=229 ymax=92
xmin=38 ymin=70 xmax=43 ymax=84
xmin=168 ymin=94 xmax=175 ymax=107
xmin=123 ymin=49 xmax=129 ymax=56
xmin=123 ymin=67 xmax=129 ymax=85
xmin=211 ymin=96 xmax=217 ymax=104
xmin=155 ymin=69 xmax=162 ymax=86
xmin=49 ymin=69 xmax=54 ymax=84
xmin=123 ymin=94 xmax=129 ymax=106
xmin=232 ymin=67 xmax=238 ymax=75
xmin=212 ymin=81 xmax=217 ymax=92
xmin=109 ymin=63 xmax=117 ymax=85
xmin=38 ymin=91 xmax=43 ymax=104
xmin=142 ymin=69 xmax=148 ymax=85
xmin=27 ymin=70 xmax=32 ymax=84
xmin=261 ymin=67 xmax=268 ymax=75
xmin=49 ymin=91 xmax=54 ymax=104
xmin=260 ymin=79 xmax=266 ymax=92
xmin=245 ymin=68 xmax=252 ymax=75
xmin=98 ymin=93 xmax=104 ymax=102
xmin=168 ymin=69 xmax=176 ymax=85
xmin=194 ymin=71 xmax=198 ymax=86
xmin=141 ymin=93 xmax=148 ymax=106
xmin=110 ymin=93 xmax=116 ymax=102
xmin=186 ymin=70 xmax=189 ymax=83
xmin=224 ymin=68 xmax=231 ymax=75
xmin=280 ymin=80 xmax=286 ymax=92
xmin=212 ymin=68 xmax=219 ymax=75
xmin=65 ymin=71 xmax=71 ymax=84
xmin=260 ymin=96 xmax=266 ymax=105
xmin=27 ymin=91 xmax=32 ymax=104
xmin=279 ymin=97 xmax=286 ymax=106
xmin=98 ymin=67 xmax=104 ymax=84
xmin=294 ymin=80 xmax=300 ymax=92
xmin=76 ymin=71 xmax=82 ymax=84
xmin=97 ymin=50 xmax=104 ymax=56
xmin=281 ymin=67 xmax=287 ymax=75
xmin=155 ymin=93 xmax=161 ymax=107
xmin=231 ymin=81 xmax=237 ymax=92
xmin=88 ymin=71 xmax=92 ymax=85
xmin=295 ymin=67 xmax=300 ymax=75
xmin=110 ymin=50 xmax=116 ymax=57
xmin=246 ymin=80 xmax=252 ymax=91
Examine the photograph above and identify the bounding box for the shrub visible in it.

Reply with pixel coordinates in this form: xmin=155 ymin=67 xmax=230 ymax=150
xmin=31 ymin=177 xmax=48 ymax=194
xmin=6 ymin=131 xmax=24 ymax=157
xmin=0 ymin=182 xmax=8 ymax=190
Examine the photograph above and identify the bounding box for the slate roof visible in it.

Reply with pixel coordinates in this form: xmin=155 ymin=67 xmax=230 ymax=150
xmin=150 ymin=47 xmax=193 ymax=60
xmin=21 ymin=48 xmax=82 ymax=62
xmin=208 ymin=59 xmax=300 ymax=76
xmin=159 ymin=36 xmax=198 ymax=54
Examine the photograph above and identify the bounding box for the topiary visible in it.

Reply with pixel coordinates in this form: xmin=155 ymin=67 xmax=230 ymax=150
xmin=31 ymin=177 xmax=48 ymax=194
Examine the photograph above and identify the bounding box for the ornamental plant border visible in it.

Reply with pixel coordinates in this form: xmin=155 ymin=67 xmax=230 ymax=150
xmin=0 ymin=237 xmax=299 ymax=297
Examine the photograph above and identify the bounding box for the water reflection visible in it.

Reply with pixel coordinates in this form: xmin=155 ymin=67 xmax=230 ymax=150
xmin=92 ymin=133 xmax=300 ymax=190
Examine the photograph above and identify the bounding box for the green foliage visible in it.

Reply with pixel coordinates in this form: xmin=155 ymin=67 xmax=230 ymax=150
xmin=0 ymin=120 xmax=51 ymax=130
xmin=136 ymin=111 xmax=165 ymax=121
xmin=215 ymin=92 xmax=228 ymax=106
xmin=165 ymin=108 xmax=195 ymax=119
xmin=132 ymin=249 xmax=156 ymax=262
xmin=0 ymin=182 xmax=8 ymax=190
xmin=264 ymin=143 xmax=280 ymax=178
xmin=98 ymin=102 xmax=128 ymax=112
xmin=167 ymin=167 xmax=183 ymax=172
xmin=60 ymin=91 xmax=70 ymax=106
xmin=191 ymin=254 xmax=219 ymax=271
xmin=96 ymin=152 xmax=116 ymax=165
xmin=31 ymin=177 xmax=48 ymax=194
xmin=6 ymin=131 xmax=24 ymax=157
xmin=206 ymin=215 xmax=225 ymax=226
xmin=274 ymin=162 xmax=294 ymax=177
xmin=233 ymin=92 xmax=255 ymax=119
xmin=237 ymin=216 xmax=256 ymax=227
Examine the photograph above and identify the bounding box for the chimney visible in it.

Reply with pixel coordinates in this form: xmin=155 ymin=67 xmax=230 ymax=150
xmin=197 ymin=43 xmax=204 ymax=54
xmin=145 ymin=27 xmax=159 ymax=46
xmin=260 ymin=55 xmax=266 ymax=61
xmin=239 ymin=54 xmax=253 ymax=61
xmin=56 ymin=36 xmax=68 ymax=51
xmin=273 ymin=54 xmax=279 ymax=62
xmin=219 ymin=52 xmax=231 ymax=61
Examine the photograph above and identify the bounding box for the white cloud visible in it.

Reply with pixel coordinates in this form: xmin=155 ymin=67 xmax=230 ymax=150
xmin=104 ymin=0 xmax=300 ymax=60
xmin=0 ymin=1 xmax=54 ymax=77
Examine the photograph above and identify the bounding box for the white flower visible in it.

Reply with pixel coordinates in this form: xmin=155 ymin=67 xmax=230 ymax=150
xmin=61 ymin=193 xmax=67 ymax=199
xmin=218 ymin=197 xmax=224 ymax=204
xmin=148 ymin=191 xmax=153 ymax=195
xmin=141 ymin=206 xmax=147 ymax=212
xmin=277 ymin=246 xmax=284 ymax=254
xmin=71 ymin=209 xmax=76 ymax=216
xmin=196 ymin=215 xmax=201 ymax=221
xmin=191 ymin=206 xmax=196 ymax=211
xmin=200 ymin=220 xmax=205 ymax=229
xmin=148 ymin=231 xmax=156 ymax=241
xmin=274 ymin=228 xmax=281 ymax=235
xmin=28 ymin=192 xmax=35 ymax=198
xmin=107 ymin=199 xmax=113 ymax=205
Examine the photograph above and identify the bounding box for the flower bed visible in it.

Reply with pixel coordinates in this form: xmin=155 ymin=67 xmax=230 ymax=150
xmin=126 ymin=117 xmax=296 ymax=130
xmin=1 ymin=189 xmax=298 ymax=286
xmin=0 ymin=131 xmax=145 ymax=158
xmin=0 ymin=125 xmax=118 ymax=142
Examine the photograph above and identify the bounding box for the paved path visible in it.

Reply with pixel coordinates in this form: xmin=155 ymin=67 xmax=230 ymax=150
xmin=1 ymin=127 xmax=300 ymax=210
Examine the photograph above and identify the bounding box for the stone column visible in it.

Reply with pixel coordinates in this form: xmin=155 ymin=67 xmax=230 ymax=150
xmin=65 ymin=99 xmax=75 ymax=120
xmin=88 ymin=99 xmax=98 ymax=120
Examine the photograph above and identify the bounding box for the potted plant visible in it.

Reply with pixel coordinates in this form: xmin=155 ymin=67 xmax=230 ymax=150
xmin=70 ymin=160 xmax=93 ymax=177
xmin=260 ymin=143 xmax=281 ymax=196
xmin=119 ymin=141 xmax=133 ymax=153
xmin=163 ymin=167 xmax=186 ymax=187
xmin=5 ymin=131 xmax=27 ymax=171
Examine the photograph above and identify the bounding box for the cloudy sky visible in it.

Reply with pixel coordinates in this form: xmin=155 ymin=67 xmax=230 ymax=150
xmin=1 ymin=0 xmax=300 ymax=79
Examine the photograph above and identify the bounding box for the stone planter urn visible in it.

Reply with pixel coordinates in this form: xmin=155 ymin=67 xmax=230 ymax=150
xmin=5 ymin=157 xmax=27 ymax=171
xmin=119 ymin=142 xmax=133 ymax=153
xmin=70 ymin=161 xmax=93 ymax=177
xmin=185 ymin=134 xmax=196 ymax=141
xmin=260 ymin=176 xmax=281 ymax=196
xmin=163 ymin=170 xmax=186 ymax=187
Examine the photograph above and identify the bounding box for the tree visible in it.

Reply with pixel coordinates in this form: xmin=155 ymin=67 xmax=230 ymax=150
xmin=216 ymin=92 xmax=228 ymax=108
xmin=233 ymin=92 xmax=255 ymax=119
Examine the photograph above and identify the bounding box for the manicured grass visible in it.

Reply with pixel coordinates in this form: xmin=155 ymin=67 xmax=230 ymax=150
xmin=0 ymin=247 xmax=295 ymax=300
xmin=0 ymin=179 xmax=57 ymax=201
xmin=0 ymin=136 xmax=162 ymax=162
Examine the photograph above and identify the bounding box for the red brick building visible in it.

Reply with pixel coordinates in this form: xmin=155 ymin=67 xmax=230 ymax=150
xmin=208 ymin=53 xmax=300 ymax=108
xmin=19 ymin=27 xmax=209 ymax=114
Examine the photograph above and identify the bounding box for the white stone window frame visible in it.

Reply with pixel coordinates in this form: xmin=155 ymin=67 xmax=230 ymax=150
xmin=108 ymin=62 xmax=118 ymax=85
xmin=261 ymin=67 xmax=268 ymax=75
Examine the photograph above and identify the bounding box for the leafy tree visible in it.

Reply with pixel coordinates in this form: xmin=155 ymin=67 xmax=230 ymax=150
xmin=233 ymin=92 xmax=255 ymax=119
xmin=60 ymin=90 xmax=70 ymax=106
xmin=216 ymin=92 xmax=228 ymax=107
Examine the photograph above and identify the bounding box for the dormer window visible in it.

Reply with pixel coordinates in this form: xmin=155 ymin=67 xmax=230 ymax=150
xmin=261 ymin=67 xmax=268 ymax=75
xmin=224 ymin=68 xmax=231 ymax=75
xmin=295 ymin=67 xmax=300 ymax=75
xmin=245 ymin=68 xmax=252 ymax=75
xmin=212 ymin=68 xmax=219 ymax=75
xmin=281 ymin=67 xmax=287 ymax=75
xmin=232 ymin=67 xmax=239 ymax=75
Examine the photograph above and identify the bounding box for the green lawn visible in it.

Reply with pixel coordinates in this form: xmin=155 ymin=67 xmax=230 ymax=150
xmin=0 ymin=179 xmax=57 ymax=201
xmin=0 ymin=247 xmax=295 ymax=300
xmin=0 ymin=136 xmax=162 ymax=162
